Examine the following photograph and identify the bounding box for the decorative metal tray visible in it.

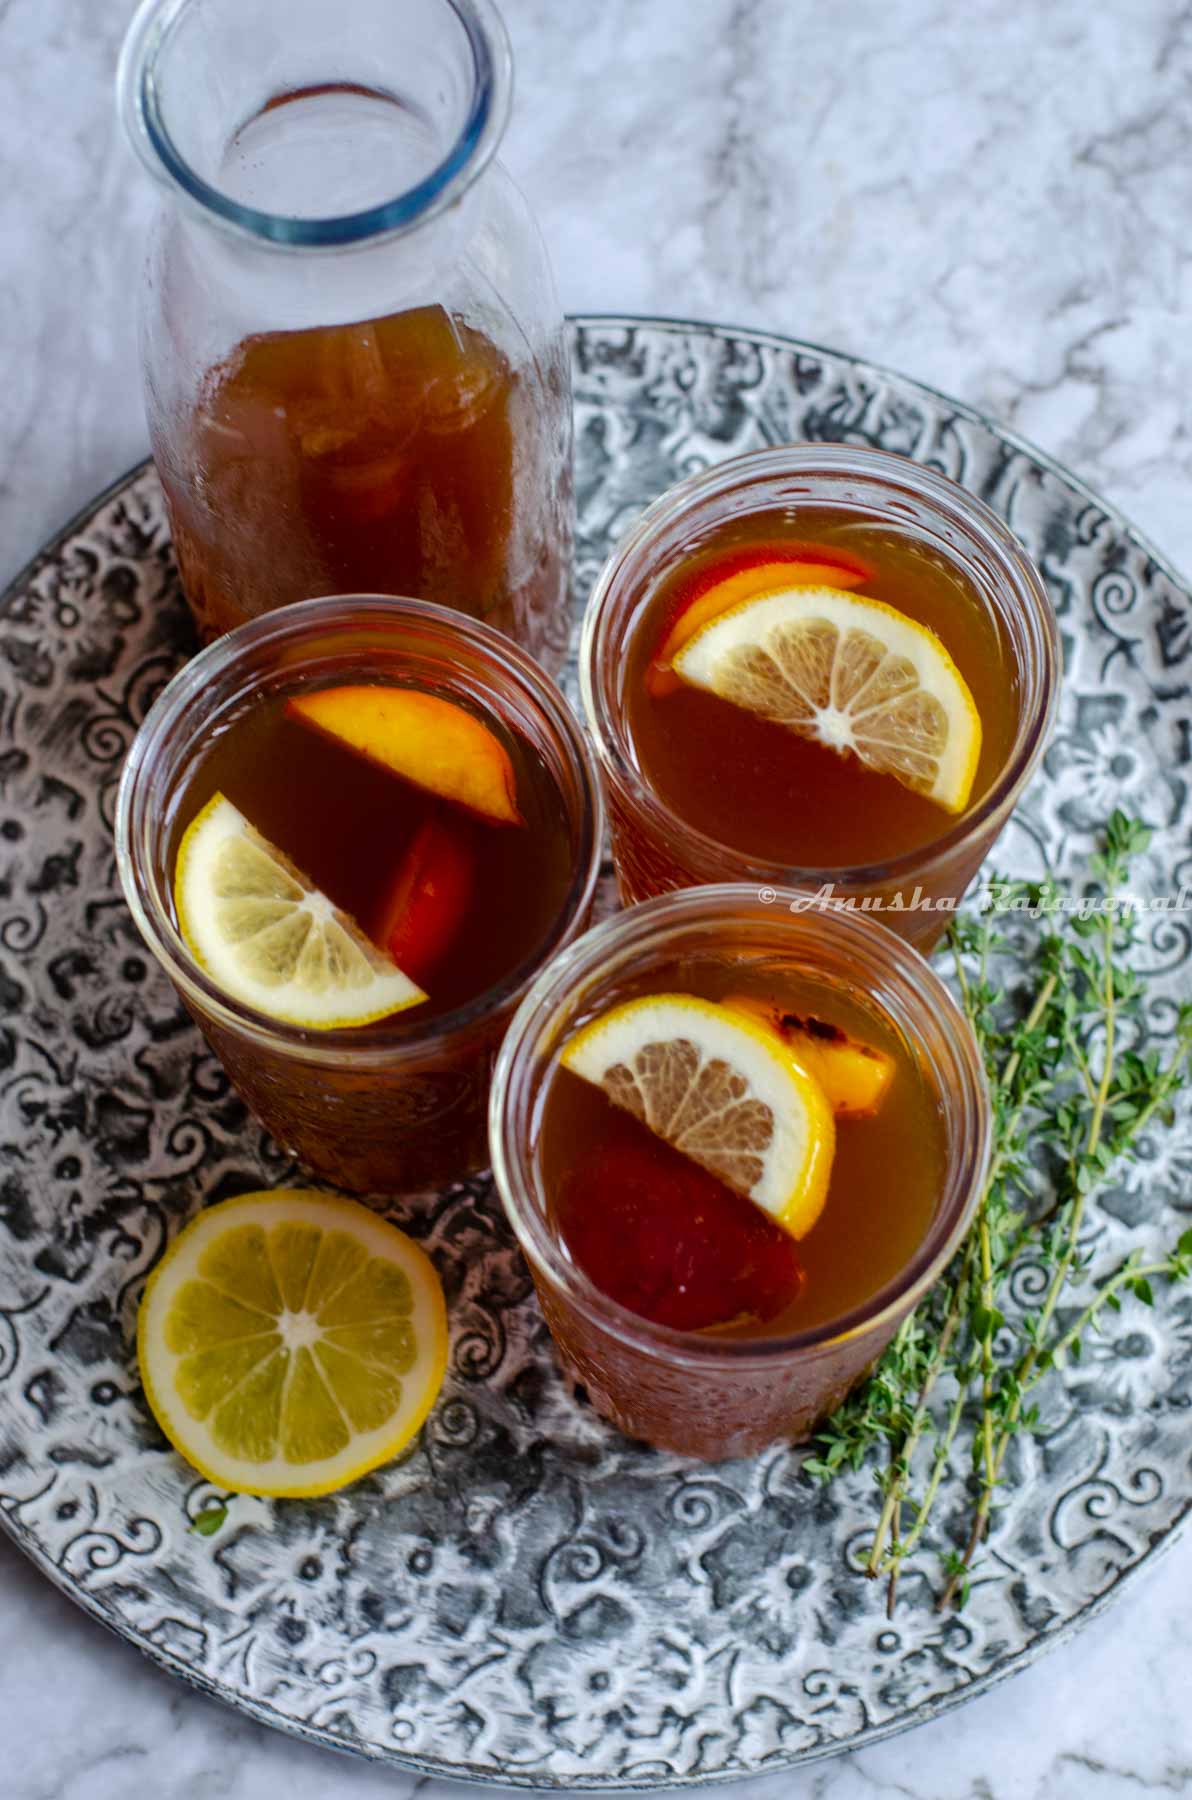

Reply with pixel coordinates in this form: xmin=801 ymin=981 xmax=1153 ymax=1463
xmin=1 ymin=317 xmax=1189 ymax=1788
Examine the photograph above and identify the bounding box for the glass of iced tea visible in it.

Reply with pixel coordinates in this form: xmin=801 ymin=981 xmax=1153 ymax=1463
xmin=490 ymin=886 xmax=989 ymax=1459
xmin=581 ymin=447 xmax=1060 ymax=948
xmin=116 ymin=596 xmax=603 ymax=1195
xmin=118 ymin=0 xmax=571 ymax=667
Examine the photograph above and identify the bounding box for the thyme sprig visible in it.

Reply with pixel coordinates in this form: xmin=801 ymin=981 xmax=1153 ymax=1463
xmin=807 ymin=812 xmax=1192 ymax=1615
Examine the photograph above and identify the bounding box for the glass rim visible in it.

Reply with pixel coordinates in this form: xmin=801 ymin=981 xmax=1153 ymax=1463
xmin=116 ymin=0 xmax=513 ymax=249
xmin=579 ymin=443 xmax=1061 ymax=891
xmin=489 ymin=883 xmax=992 ymax=1365
xmin=115 ymin=594 xmax=605 ymax=1070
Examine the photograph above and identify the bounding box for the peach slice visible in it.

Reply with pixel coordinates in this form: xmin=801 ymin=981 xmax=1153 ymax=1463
xmin=374 ymin=814 xmax=476 ymax=981
xmin=287 ymin=686 xmax=522 ymax=826
xmin=647 ymin=545 xmax=872 ymax=697
xmin=722 ymin=993 xmax=894 ymax=1118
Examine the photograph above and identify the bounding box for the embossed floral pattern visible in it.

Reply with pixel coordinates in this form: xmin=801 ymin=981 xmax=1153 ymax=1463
xmin=0 ymin=320 xmax=1189 ymax=1787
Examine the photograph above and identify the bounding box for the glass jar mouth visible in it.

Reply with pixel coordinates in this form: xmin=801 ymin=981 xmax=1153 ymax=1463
xmin=580 ymin=444 xmax=1062 ymax=891
xmin=115 ymin=595 xmax=605 ymax=1069
xmin=117 ymin=0 xmax=512 ymax=248
xmin=489 ymin=885 xmax=992 ymax=1365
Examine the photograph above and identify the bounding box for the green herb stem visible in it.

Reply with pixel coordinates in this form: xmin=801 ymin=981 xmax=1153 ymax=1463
xmin=813 ymin=814 xmax=1192 ymax=1620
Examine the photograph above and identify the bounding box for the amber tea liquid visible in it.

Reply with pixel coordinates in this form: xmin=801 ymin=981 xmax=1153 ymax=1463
xmin=172 ymin=686 xmax=576 ymax=1025
xmin=625 ymin=510 xmax=1019 ymax=869
xmin=539 ymin=962 xmax=946 ymax=1345
xmin=489 ymin=881 xmax=991 ymax=1459
xmin=159 ymin=304 xmax=562 ymax=653
xmin=154 ymin=654 xmax=587 ymax=1197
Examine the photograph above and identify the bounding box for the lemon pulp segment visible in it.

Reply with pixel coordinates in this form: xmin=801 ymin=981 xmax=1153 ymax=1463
xmin=174 ymin=794 xmax=425 ymax=1029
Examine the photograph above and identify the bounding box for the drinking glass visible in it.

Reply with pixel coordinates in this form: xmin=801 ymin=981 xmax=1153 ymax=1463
xmin=580 ymin=447 xmax=1060 ymax=949
xmin=490 ymin=885 xmax=990 ymax=1459
xmin=116 ymin=596 xmax=603 ymax=1195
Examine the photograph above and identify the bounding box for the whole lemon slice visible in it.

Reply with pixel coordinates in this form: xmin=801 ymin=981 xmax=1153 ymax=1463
xmin=174 ymin=793 xmax=426 ymax=1029
xmin=138 ymin=1190 xmax=448 ymax=1497
xmin=672 ymin=585 xmax=982 ymax=813
xmin=561 ymin=994 xmax=835 ymax=1239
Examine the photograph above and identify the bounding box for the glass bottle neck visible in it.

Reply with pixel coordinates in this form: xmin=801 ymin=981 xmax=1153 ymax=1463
xmin=118 ymin=0 xmax=512 ymax=251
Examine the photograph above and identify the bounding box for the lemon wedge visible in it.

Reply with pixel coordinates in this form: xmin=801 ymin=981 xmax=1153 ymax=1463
xmin=138 ymin=1189 xmax=449 ymax=1497
xmin=673 ymin=585 xmax=982 ymax=813
xmin=561 ymin=993 xmax=835 ymax=1239
xmin=286 ymin=687 xmax=523 ymax=826
xmin=174 ymin=794 xmax=425 ymax=1029
xmin=721 ymin=993 xmax=894 ymax=1118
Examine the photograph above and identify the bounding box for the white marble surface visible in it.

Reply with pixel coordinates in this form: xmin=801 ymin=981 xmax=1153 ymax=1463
xmin=3 ymin=0 xmax=1192 ymax=1795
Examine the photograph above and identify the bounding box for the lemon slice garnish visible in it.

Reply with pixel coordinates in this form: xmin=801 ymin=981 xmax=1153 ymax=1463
xmin=673 ymin=585 xmax=983 ymax=813
xmin=287 ymin=687 xmax=523 ymax=826
xmin=174 ymin=794 xmax=425 ymax=1029
xmin=561 ymin=994 xmax=835 ymax=1239
xmin=721 ymin=993 xmax=895 ymax=1118
xmin=138 ymin=1189 xmax=448 ymax=1497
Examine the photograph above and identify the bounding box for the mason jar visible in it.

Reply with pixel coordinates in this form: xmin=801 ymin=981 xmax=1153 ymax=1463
xmin=580 ymin=447 xmax=1059 ymax=949
xmin=115 ymin=596 xmax=603 ymax=1196
xmin=490 ymin=886 xmax=990 ymax=1458
xmin=117 ymin=0 xmax=572 ymax=669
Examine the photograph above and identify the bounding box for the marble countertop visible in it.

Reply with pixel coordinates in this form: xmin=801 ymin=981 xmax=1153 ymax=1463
xmin=3 ymin=0 xmax=1192 ymax=1795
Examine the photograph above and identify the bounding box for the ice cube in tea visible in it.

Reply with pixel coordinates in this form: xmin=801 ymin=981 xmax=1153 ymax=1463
xmin=159 ymin=303 xmax=566 ymax=660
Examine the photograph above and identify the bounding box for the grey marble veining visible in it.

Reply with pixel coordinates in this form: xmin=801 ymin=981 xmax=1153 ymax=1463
xmin=2 ymin=1 xmax=1192 ymax=1797
xmin=6 ymin=0 xmax=1192 ymax=587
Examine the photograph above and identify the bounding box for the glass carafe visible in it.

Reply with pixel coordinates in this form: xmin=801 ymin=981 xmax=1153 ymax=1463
xmin=118 ymin=0 xmax=572 ymax=670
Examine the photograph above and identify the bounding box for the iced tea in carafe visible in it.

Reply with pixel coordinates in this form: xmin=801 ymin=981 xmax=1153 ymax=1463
xmin=121 ymin=0 xmax=573 ymax=666
xmin=161 ymin=303 xmax=538 ymax=645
